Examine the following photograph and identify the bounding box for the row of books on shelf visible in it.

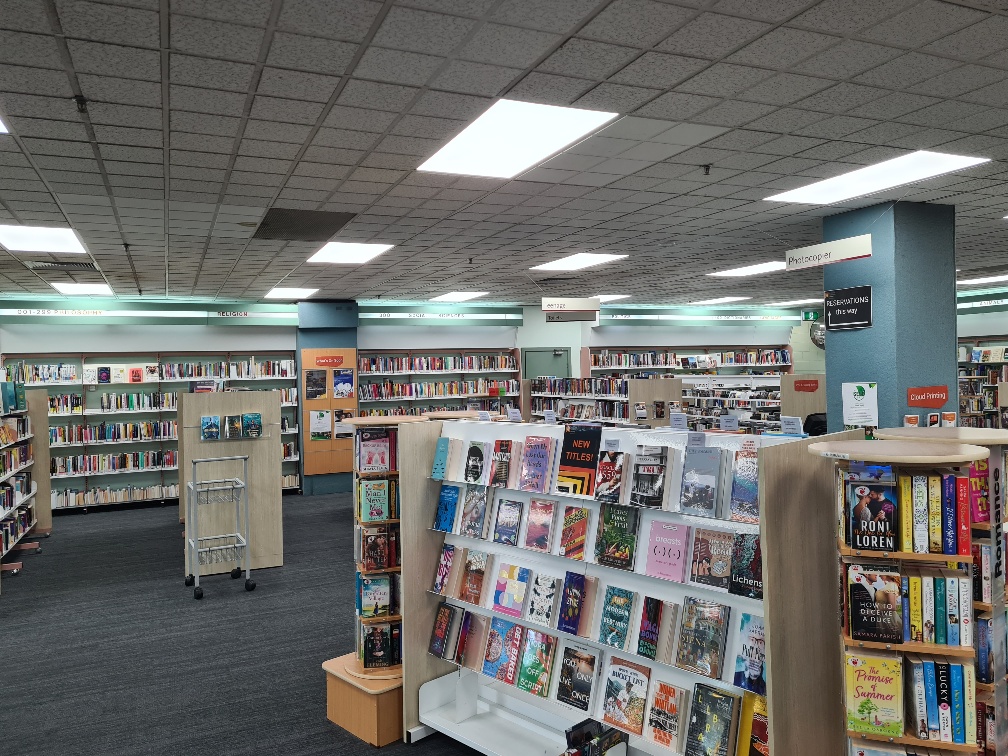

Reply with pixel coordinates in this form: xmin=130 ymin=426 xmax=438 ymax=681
xmin=959 ymin=396 xmax=996 ymax=414
xmin=531 ymin=399 xmax=631 ymax=422
xmin=199 ymin=413 xmax=264 ymax=441
xmin=957 ymin=365 xmax=1007 ymax=385
xmin=50 ymin=450 xmax=177 ymax=476
xmin=434 ymin=482 xmax=762 ymax=598
xmin=0 ymin=473 xmax=33 ymax=518
xmin=357 ymin=354 xmax=517 ymax=374
xmin=355 ymin=571 xmax=402 ymax=619
xmin=359 ymin=618 xmax=402 ymax=669
xmin=846 ymin=649 xmax=979 ymax=747
xmin=357 ymin=379 xmax=519 ymax=401
xmin=842 ymin=463 xmax=983 ymax=557
xmin=357 ymin=477 xmax=399 ymax=521
xmin=281 ymin=442 xmax=297 ymax=459
xmin=959 ymin=345 xmax=1008 ymax=364
xmin=0 ymin=415 xmax=31 ymax=446
xmin=4 ymin=359 xmax=296 ymax=384
xmin=427 ymin=596 xmax=765 ymax=755
xmin=356 ymin=398 xmax=517 ymax=417
xmin=282 ymin=474 xmax=300 ymax=489
xmin=98 ymin=392 xmax=178 ymax=412
xmin=355 ymin=523 xmax=400 ymax=572
xmin=530 ymin=377 xmax=628 ymax=398
xmin=433 ymin=429 xmax=761 ymax=524
xmin=51 ymin=482 xmax=181 ymax=508
xmin=0 ymin=443 xmax=32 ymax=476
xmin=50 ymin=420 xmax=178 ymax=445
xmin=0 ymin=382 xmax=27 ymax=414
xmin=1 ymin=504 xmax=34 ymax=554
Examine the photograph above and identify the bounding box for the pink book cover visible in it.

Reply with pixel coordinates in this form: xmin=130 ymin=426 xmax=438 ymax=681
xmin=524 ymin=499 xmax=557 ymax=553
xmin=970 ymin=460 xmax=991 ymax=523
xmin=645 ymin=521 xmax=689 ymax=583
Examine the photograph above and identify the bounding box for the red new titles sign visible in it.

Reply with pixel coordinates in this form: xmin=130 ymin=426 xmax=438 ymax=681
xmin=316 ymin=356 xmax=344 ymax=367
xmin=907 ymin=385 xmax=949 ymax=409
xmin=794 ymin=379 xmax=819 ymax=393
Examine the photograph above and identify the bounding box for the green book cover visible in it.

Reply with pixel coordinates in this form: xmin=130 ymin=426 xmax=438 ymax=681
xmin=14 ymin=382 xmax=25 ymax=411
xmin=515 ymin=629 xmax=556 ymax=698
xmin=934 ymin=576 xmax=947 ymax=646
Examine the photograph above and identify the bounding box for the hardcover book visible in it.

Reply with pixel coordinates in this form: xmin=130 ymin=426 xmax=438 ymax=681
xmin=847 ymin=563 xmax=902 ymax=644
xmin=559 ymin=506 xmax=590 ymax=560
xmin=602 ymin=656 xmax=651 ymax=737
xmin=463 ymin=441 xmax=489 ymax=485
xmin=558 ymin=572 xmax=587 ymax=635
xmin=524 ymin=498 xmax=557 ymax=553
xmin=728 ymin=533 xmax=763 ymax=600
xmin=482 ymin=617 xmax=524 ymax=685
xmin=241 ymin=412 xmax=262 ymax=438
xmin=629 ymin=445 xmax=668 ymax=509
xmin=728 ymin=447 xmax=759 ymax=524
xmin=432 ymin=544 xmax=455 ymax=595
xmin=431 ymin=437 xmax=450 ymax=480
xmin=493 ymin=563 xmax=531 ymax=618
xmin=690 ymin=528 xmax=734 ymax=592
xmin=488 ymin=439 xmax=513 ymax=487
xmin=731 ymin=613 xmax=766 ymax=696
xmin=845 ymin=651 xmax=903 ymax=737
xmin=675 ymin=596 xmax=731 ymax=679
xmin=594 ymin=450 xmax=626 ymax=504
xmin=97 ymin=366 xmax=111 ymax=384
xmin=846 ymin=464 xmax=897 ymax=551
xmin=362 ymin=622 xmax=394 ymax=669
xmin=526 ymin=572 xmax=560 ymax=627
xmin=645 ymin=521 xmax=689 ymax=583
xmin=458 ymin=485 xmax=489 ymax=539
xmin=679 ymin=447 xmax=724 ymax=518
xmin=519 ymin=435 xmax=554 ymax=493
xmin=433 ymin=484 xmax=460 ymax=533
xmin=554 ymin=424 xmax=602 ymax=496
xmin=594 ymin=503 xmax=640 ymax=571
xmin=358 ymin=575 xmax=391 ymax=619
xmin=515 ymin=629 xmax=556 ymax=698
xmin=970 ymin=459 xmax=991 ymax=523
xmin=492 ymin=498 xmax=523 ymax=547
xmin=557 ymin=645 xmax=597 ymax=711
xmin=458 ymin=550 xmax=488 ymax=605
xmin=598 ymin=585 xmax=636 ymax=650
xmin=224 ymin=415 xmax=242 ymax=440
xmin=684 ymin=683 xmax=739 ymax=756
xmin=646 ymin=680 xmax=685 ymax=751
xmin=735 ymin=692 xmax=769 ymax=756
xmin=358 ymin=429 xmax=391 ymax=473
xmin=200 ymin=415 xmax=220 ymax=441
xmin=359 ymin=479 xmax=389 ymax=521
xmin=637 ymin=596 xmax=663 ymax=660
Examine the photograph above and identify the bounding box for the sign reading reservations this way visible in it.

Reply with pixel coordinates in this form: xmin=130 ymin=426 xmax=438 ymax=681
xmin=824 ymin=285 xmax=872 ymax=331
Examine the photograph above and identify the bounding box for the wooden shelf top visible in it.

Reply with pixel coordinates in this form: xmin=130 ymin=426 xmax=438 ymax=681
xmin=322 ymin=653 xmax=402 ymax=694
xmin=843 ymin=636 xmax=975 ymax=658
xmin=809 ymin=439 xmax=989 ymax=464
xmin=359 ymin=614 xmax=402 ymax=624
xmin=875 ymin=426 xmax=1008 ymax=446
xmin=421 ymin=410 xmax=492 ymax=420
xmin=355 ymin=469 xmax=399 ymax=478
xmin=847 ymin=730 xmax=977 ymax=752
xmin=974 ymin=600 xmax=993 ymax=614
xmin=357 ymin=563 xmax=401 ymax=575
xmin=343 ymin=415 xmax=428 ymax=427
xmin=839 ymin=539 xmax=972 ymax=564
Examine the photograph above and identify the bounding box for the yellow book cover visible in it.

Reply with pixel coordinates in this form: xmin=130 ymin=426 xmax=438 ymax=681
xmin=845 ymin=652 xmax=903 ymax=737
xmin=964 ymin=661 xmax=977 ymax=745
xmin=909 ymin=573 xmax=923 ymax=643
xmin=734 ymin=692 xmax=768 ymax=756
xmin=735 ymin=693 xmax=754 ymax=756
xmin=898 ymin=475 xmax=913 ymax=552
xmin=928 ymin=475 xmax=942 ymax=553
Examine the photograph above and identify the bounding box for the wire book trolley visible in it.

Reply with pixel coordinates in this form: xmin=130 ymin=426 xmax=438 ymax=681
xmin=184 ymin=455 xmax=256 ymax=600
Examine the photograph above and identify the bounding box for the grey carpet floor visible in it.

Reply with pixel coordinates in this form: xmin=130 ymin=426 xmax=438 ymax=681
xmin=0 ymin=494 xmax=477 ymax=756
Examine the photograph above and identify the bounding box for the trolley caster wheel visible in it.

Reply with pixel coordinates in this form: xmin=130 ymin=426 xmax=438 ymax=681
xmin=194 ymin=587 xmax=203 ymax=600
xmin=184 ymin=574 xmax=195 ymax=587
xmin=35 ymin=546 xmax=42 ymax=554
xmin=230 ymin=567 xmax=241 ymax=579
xmin=245 ymin=579 xmax=256 ymax=592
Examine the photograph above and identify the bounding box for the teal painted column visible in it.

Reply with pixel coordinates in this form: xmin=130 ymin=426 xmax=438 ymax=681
xmin=823 ymin=202 xmax=957 ymax=431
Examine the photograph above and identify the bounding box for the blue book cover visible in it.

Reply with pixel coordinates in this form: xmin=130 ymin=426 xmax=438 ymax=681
xmin=433 ymin=484 xmax=460 ymax=532
xmin=977 ymin=616 xmax=991 ymax=683
xmin=950 ymin=663 xmax=965 ymax=743
xmin=431 ymin=437 xmax=450 ymax=480
xmin=557 ymin=572 xmax=586 ymax=635
xmin=597 ymin=585 xmax=635 ymax=650
xmin=923 ymin=659 xmax=940 ymax=739
xmin=935 ymin=576 xmax=947 ymax=646
xmin=947 ymin=576 xmax=960 ymax=646
xmin=481 ymin=617 xmax=522 ymax=682
xmin=941 ymin=473 xmax=957 ymax=555
xmin=901 ymin=576 xmax=910 ymax=642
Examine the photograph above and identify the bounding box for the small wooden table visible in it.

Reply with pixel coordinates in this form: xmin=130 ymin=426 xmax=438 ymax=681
xmin=323 ymin=653 xmax=403 ymax=747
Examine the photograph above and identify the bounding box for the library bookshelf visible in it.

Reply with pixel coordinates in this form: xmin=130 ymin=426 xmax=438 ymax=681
xmin=810 ymin=437 xmax=1000 ymax=754
xmin=398 ymin=418 xmax=859 ymax=754
xmin=529 ymin=377 xmax=632 ymax=425
xmin=585 ymin=345 xmax=793 ymax=379
xmin=2 ymin=351 xmax=300 ymax=510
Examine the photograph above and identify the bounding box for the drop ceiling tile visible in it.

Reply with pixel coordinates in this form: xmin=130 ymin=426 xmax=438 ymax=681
xmin=797 ymin=115 xmax=881 ymax=139
xmin=678 ymin=64 xmax=774 ymax=99
xmin=104 ymin=160 xmax=163 ymax=177
xmin=854 ymin=52 xmax=960 ymax=89
xmin=392 ymin=114 xmax=465 ymax=140
xmin=539 ymin=38 xmax=639 ymax=80
xmin=1 ymin=0 xmax=50 ymax=34
xmin=171 ymin=149 xmax=230 ymax=168
xmin=21 ymin=136 xmax=93 ymax=158
xmin=575 ymin=83 xmax=661 ymax=112
xmin=354 ymin=47 xmax=445 ymax=87
xmin=861 ymin=0 xmax=986 ymax=49
xmin=337 ymin=79 xmax=420 ymax=111
xmin=741 ymin=73 xmax=834 ymax=106
xmin=728 ymin=26 xmax=839 ymax=70
xmin=431 ymin=60 xmax=521 ymax=96
xmin=580 ymin=0 xmax=694 ymax=48
xmin=170 ymin=132 xmax=232 ymax=153
xmin=301 ymin=145 xmax=365 ymax=164
xmin=790 ymin=0 xmax=912 ymax=35
xmin=633 ymin=91 xmax=720 ymax=120
xmin=361 ymin=152 xmax=421 ymax=171
xmin=170 ymin=85 xmax=244 ymax=116
xmin=170 ymin=55 xmax=255 ymax=92
xmin=93 ymin=124 xmax=162 ymax=148
xmin=372 ymin=7 xmax=475 ymax=55
xmin=925 ymin=15 xmax=1008 ymax=60
xmin=0 ymin=93 xmax=75 ymax=121
xmin=265 ymin=32 xmax=356 ymax=76
xmin=0 ymin=64 xmax=72 ymax=98
xmin=78 ymin=75 xmax=163 ymax=110
xmin=170 ymin=110 xmax=241 ymax=137
xmin=277 ymin=0 xmax=383 ymax=43
xmin=0 ymin=30 xmax=63 ymax=69
xmin=711 ymin=0 xmax=816 ymax=22
xmin=910 ymin=65 xmax=1006 ymax=99
xmin=794 ymin=82 xmax=887 ymax=114
xmin=60 ymin=1 xmax=159 ymax=46
xmin=848 ymin=91 xmax=940 ymax=120
xmin=8 ymin=117 xmax=88 ymax=141
xmin=508 ymin=72 xmax=591 ymax=105
xmin=250 ymin=95 xmax=324 ymax=125
xmin=898 ymin=99 xmax=988 ymax=127
xmin=312 ymin=128 xmax=381 ymax=150
xmin=172 ymin=16 xmax=265 ymax=61
xmin=611 ymin=52 xmax=708 ymax=90
xmin=172 ymin=0 xmax=273 ymax=25
xmin=692 ymin=99 xmax=776 ymax=127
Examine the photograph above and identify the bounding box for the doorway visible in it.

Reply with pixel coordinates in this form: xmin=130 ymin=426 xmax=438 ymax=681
xmin=522 ymin=347 xmax=571 ymax=379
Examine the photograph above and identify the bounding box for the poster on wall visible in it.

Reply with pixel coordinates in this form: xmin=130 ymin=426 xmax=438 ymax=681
xmin=305 ymin=369 xmax=327 ymax=400
xmin=334 ymin=409 xmax=355 ymax=435
xmin=310 ymin=410 xmax=333 ymax=440
xmin=333 ymin=369 xmax=354 ymax=399
xmin=841 ymin=382 xmax=878 ymax=428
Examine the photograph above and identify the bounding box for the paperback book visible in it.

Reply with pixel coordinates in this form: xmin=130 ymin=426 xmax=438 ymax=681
xmin=200 ymin=415 xmax=220 ymax=441
xmin=554 ymin=424 xmax=602 ymax=496
xmin=602 ymin=656 xmax=651 ymax=737
xmin=482 ymin=617 xmax=524 ymax=685
xmin=595 ymin=450 xmax=627 ymax=504
xmin=556 ymin=644 xmax=597 ymax=711
xmin=594 ymin=503 xmax=640 ymax=571
xmin=684 ymin=683 xmax=739 ymax=756
xmin=488 ymin=439 xmax=513 ymax=487
xmin=458 ymin=550 xmax=488 ymax=605
xmin=646 ymin=680 xmax=685 ymax=752
xmin=429 ymin=602 xmax=455 ymax=657
xmin=690 ymin=528 xmax=734 ymax=592
xmin=433 ymin=484 xmax=460 ymax=533
xmin=224 ymin=414 xmax=242 ymax=440
xmin=358 ymin=429 xmax=391 ymax=473
xmin=731 ymin=613 xmax=766 ymax=696
xmin=463 ymin=441 xmax=490 ymax=485
xmin=241 ymin=412 xmax=262 ymax=438
xmin=524 ymin=498 xmax=556 ymax=553
xmin=847 ymin=563 xmax=902 ymax=643
xmin=492 ymin=498 xmax=524 ymax=547
xmin=598 ymin=585 xmax=636 ymax=650
xmin=558 ymin=572 xmax=587 ymax=635
xmin=629 ymin=445 xmax=668 ymax=509
xmin=645 ymin=521 xmax=689 ymax=583
xmin=359 ymin=479 xmax=390 ymax=521
xmin=846 ymin=463 xmax=897 ymax=551
xmin=675 ymin=596 xmax=731 ymax=680
xmin=844 ymin=651 xmax=903 ymax=737
xmin=679 ymin=447 xmax=724 ymax=518
xmin=432 ymin=544 xmax=455 ymax=595
xmin=728 ymin=447 xmax=759 ymax=524
xmin=728 ymin=533 xmax=763 ymax=600
xmin=458 ymin=485 xmax=489 ymax=539
xmin=492 ymin=563 xmax=531 ymax=618
xmin=431 ymin=437 xmax=450 ymax=480
xmin=559 ymin=506 xmax=590 ymax=560
xmin=526 ymin=572 xmax=560 ymax=627
xmin=519 ymin=435 xmax=554 ymax=494
xmin=515 ymin=629 xmax=556 ymax=698
xmin=637 ymin=596 xmax=663 ymax=660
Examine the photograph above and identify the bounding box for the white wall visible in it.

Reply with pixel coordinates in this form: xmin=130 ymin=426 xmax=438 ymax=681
xmin=789 ymin=323 xmax=826 ymax=374
xmin=357 ymin=325 xmax=517 ymax=350
xmin=0 ymin=324 xmax=296 ymax=354
xmin=958 ymin=311 xmax=1008 ymax=338
xmin=588 ymin=324 xmax=794 ymax=347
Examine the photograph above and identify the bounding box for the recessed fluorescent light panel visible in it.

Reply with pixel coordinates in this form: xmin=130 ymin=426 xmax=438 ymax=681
xmin=766 ymin=297 xmax=823 ymax=307
xmin=595 ymin=294 xmax=629 ymax=302
xmin=957 ymin=273 xmax=1008 ymax=286
xmin=765 ymin=151 xmax=990 ymax=204
xmin=0 ymin=225 xmax=86 ymax=253
xmin=418 ymin=99 xmax=618 ymax=179
xmin=0 ymin=117 xmax=7 ymax=134
xmin=265 ymin=287 xmax=317 ymax=299
xmin=51 ymin=282 xmax=113 ymax=296
xmin=307 ymin=242 xmax=393 ymax=264
xmin=430 ymin=292 xmax=488 ymax=302
xmin=708 ymin=261 xmax=787 ymax=277
xmin=691 ymin=296 xmax=751 ymax=305
xmin=530 ymin=253 xmax=627 ymax=272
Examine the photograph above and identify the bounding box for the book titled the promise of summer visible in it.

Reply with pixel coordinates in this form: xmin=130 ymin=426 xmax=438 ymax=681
xmin=595 ymin=503 xmax=640 ymax=571
xmin=845 ymin=651 xmax=903 ymax=737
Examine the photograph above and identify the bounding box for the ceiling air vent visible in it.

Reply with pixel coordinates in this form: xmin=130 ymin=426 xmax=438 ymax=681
xmin=23 ymin=261 xmax=99 ymax=271
xmin=251 ymin=208 xmax=355 ymax=242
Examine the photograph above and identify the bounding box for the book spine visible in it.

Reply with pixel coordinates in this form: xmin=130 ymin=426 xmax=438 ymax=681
xmin=902 ymin=575 xmax=911 ymax=642
xmin=964 ymin=661 xmax=977 ymax=746
xmin=959 ymin=577 xmax=973 ymax=647
xmin=977 ymin=617 xmax=991 ymax=683
xmin=936 ymin=660 xmax=953 ymax=742
xmin=950 ymin=663 xmax=965 ymax=744
xmin=957 ymin=476 xmax=972 ymax=557
xmin=929 ymin=475 xmax=943 ymax=552
xmin=911 ymin=660 xmax=928 ymax=738
xmin=922 ymin=575 xmax=935 ymax=644
xmin=900 ymin=475 xmax=914 ymax=552
xmin=935 ymin=575 xmax=947 ymax=646
xmin=946 ymin=576 xmax=960 ymax=646
xmin=923 ymin=659 xmax=940 ymax=739
xmin=941 ymin=473 xmax=957 ymax=555
xmin=910 ymin=573 xmax=923 ymax=643
xmin=912 ymin=475 xmax=929 ymax=553
xmin=981 ymin=543 xmax=992 ymax=602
